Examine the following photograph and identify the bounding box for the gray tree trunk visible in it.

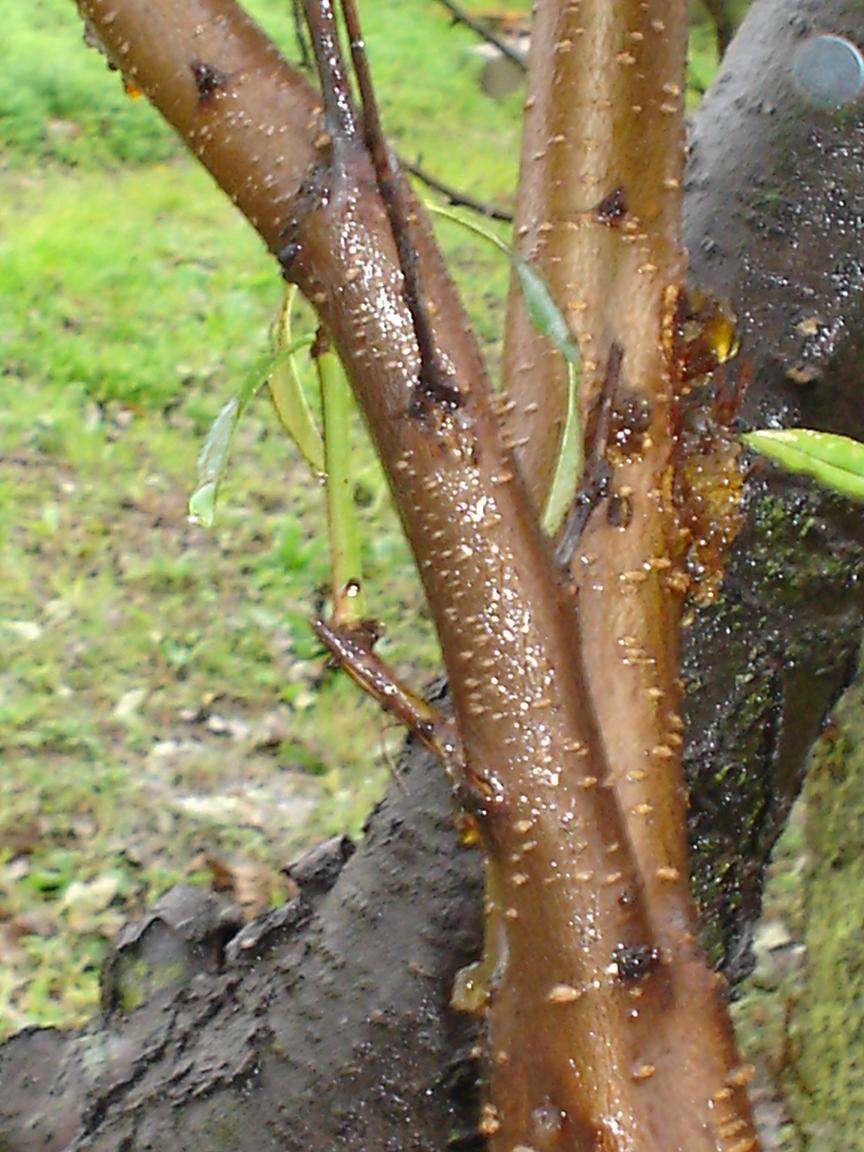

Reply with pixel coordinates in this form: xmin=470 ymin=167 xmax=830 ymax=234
xmin=3 ymin=0 xmax=864 ymax=1147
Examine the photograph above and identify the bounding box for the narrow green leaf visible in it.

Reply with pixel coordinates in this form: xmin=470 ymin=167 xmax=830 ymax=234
xmin=743 ymin=428 xmax=864 ymax=502
xmin=427 ymin=201 xmax=582 ymax=533
xmin=189 ymin=336 xmax=314 ymax=527
xmin=509 ymin=258 xmax=580 ymax=367
xmin=541 ymin=361 xmax=583 ymax=535
xmin=269 ymin=287 xmax=325 ymax=474
xmin=189 ymin=395 xmax=240 ymax=527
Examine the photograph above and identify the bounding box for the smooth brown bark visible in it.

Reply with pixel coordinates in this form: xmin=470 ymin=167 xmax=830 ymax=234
xmin=499 ymin=4 xmax=756 ymax=1148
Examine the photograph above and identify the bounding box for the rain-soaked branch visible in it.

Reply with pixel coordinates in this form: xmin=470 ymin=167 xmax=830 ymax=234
xmin=75 ymin=1 xmax=759 ymax=1148
xmin=498 ymin=0 xmax=760 ymax=1147
xmin=505 ymin=0 xmax=698 ymax=945
xmin=337 ymin=0 xmax=451 ymax=407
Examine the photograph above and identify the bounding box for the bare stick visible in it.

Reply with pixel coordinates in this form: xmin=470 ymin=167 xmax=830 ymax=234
xmin=435 ymin=0 xmax=527 ymax=72
xmin=403 ymin=158 xmax=513 ymax=223
xmin=313 ymin=616 xmax=462 ymax=770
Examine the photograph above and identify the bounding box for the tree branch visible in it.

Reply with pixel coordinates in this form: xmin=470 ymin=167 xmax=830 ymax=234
xmin=499 ymin=1 xmax=759 ymax=1147
xmin=75 ymin=1 xmax=758 ymax=1147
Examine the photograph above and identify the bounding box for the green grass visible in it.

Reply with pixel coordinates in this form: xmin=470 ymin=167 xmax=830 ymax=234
xmin=1 ymin=0 xmax=731 ymax=1038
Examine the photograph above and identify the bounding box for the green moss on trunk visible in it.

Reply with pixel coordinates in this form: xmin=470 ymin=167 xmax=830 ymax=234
xmin=786 ymin=647 xmax=864 ymax=1147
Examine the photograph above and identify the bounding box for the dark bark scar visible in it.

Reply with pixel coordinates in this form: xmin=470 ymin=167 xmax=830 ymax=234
xmin=593 ymin=186 xmax=628 ymax=226
xmin=190 ymin=60 xmax=230 ymax=103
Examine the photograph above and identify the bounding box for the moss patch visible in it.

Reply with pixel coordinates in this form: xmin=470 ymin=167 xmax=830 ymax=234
xmin=785 ymin=651 xmax=864 ymax=1148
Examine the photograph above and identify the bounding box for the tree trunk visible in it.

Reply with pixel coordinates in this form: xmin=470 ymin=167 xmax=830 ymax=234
xmin=682 ymin=0 xmax=864 ymax=979
xmin=3 ymin=0 xmax=864 ymax=1148
xmin=782 ymin=648 xmax=864 ymax=1149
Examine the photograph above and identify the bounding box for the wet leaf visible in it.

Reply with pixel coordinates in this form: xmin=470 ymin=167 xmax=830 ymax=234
xmin=269 ymin=287 xmax=324 ymax=474
xmin=743 ymin=429 xmax=864 ymax=503
xmin=541 ymin=361 xmax=581 ymax=535
xmin=189 ymin=336 xmax=314 ymax=527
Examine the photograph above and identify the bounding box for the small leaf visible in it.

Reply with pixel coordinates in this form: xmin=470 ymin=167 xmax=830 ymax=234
xmin=189 ymin=395 xmax=240 ymax=527
xmin=510 ymin=258 xmax=580 ymax=367
xmin=743 ymin=428 xmax=864 ymax=502
xmin=542 ymin=361 xmax=582 ymax=535
xmin=189 ymin=335 xmax=316 ymax=527
xmin=269 ymin=287 xmax=324 ymax=473
xmin=188 ymin=481 xmax=217 ymax=528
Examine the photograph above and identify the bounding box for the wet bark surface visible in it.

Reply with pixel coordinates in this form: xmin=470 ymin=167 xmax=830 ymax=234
xmin=0 ymin=699 xmax=485 ymax=1152
xmin=682 ymin=0 xmax=864 ymax=979
xmin=3 ymin=0 xmax=864 ymax=1147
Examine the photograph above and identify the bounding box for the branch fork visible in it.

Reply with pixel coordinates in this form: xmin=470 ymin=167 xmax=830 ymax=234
xmin=76 ymin=0 xmax=761 ymax=1147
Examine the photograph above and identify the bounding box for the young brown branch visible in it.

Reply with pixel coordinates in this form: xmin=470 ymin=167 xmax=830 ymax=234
xmin=313 ymin=615 xmax=462 ymax=768
xmin=302 ymin=0 xmax=359 ymax=139
xmin=76 ymin=1 xmax=759 ymax=1147
xmin=337 ymin=0 xmax=456 ymax=412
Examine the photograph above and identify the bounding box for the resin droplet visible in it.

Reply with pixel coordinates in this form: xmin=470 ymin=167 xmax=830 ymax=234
xmin=451 ymin=960 xmax=491 ymax=1015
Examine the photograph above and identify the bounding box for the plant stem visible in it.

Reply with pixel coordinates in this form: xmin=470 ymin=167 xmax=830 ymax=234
xmin=316 ymin=340 xmax=365 ymax=624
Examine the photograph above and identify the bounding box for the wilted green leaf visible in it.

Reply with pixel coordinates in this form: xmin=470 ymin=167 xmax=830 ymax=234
xmin=189 ymin=396 xmax=239 ymax=528
xmin=743 ymin=428 xmax=864 ymax=503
